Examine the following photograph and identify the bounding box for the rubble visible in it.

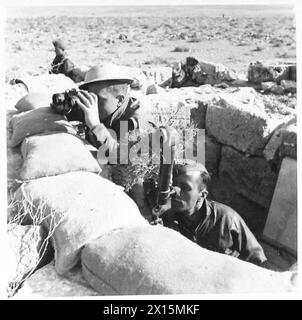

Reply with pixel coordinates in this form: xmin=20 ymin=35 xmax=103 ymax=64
xmin=264 ymin=117 xmax=297 ymax=161
xmin=205 ymin=136 xmax=221 ymax=175
xmin=192 ymin=61 xmax=238 ymax=85
xmin=248 ymin=61 xmax=290 ymax=84
xmin=261 ymin=81 xmax=275 ymax=92
xmin=270 ymin=84 xmax=285 ymax=95
xmin=280 ymin=80 xmax=296 ymax=94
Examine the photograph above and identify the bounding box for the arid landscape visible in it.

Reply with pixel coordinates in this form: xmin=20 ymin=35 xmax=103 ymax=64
xmin=5 ymin=5 xmax=296 ymax=81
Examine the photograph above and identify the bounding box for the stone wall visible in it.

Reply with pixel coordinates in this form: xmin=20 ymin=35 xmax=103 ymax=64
xmin=142 ymin=85 xmax=296 ymax=234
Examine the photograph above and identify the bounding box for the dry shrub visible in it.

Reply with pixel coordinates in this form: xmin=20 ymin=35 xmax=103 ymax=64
xmin=7 ymin=192 xmax=64 ymax=297
xmin=112 ymin=105 xmax=198 ymax=193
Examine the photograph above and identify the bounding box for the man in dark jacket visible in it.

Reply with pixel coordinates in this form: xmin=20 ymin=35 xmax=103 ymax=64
xmin=50 ymin=39 xmax=75 ymax=78
xmin=162 ymin=160 xmax=267 ymax=265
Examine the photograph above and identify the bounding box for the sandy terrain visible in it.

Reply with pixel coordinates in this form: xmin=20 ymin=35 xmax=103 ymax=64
xmin=5 ymin=6 xmax=296 ymax=81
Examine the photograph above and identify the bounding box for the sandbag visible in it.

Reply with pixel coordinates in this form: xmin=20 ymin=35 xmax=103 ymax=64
xmin=15 ymin=92 xmax=53 ymax=112
xmin=81 ymin=225 xmax=296 ymax=295
xmin=20 ymin=133 xmax=101 ymax=180
xmin=9 ymin=107 xmax=77 ymax=147
xmin=12 ymin=172 xmax=148 ymax=275
xmin=14 ymin=73 xmax=76 ymax=93
xmin=7 ymin=147 xmax=23 ymax=181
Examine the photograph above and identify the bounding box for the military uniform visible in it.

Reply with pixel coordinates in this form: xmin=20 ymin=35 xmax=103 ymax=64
xmin=50 ymin=54 xmax=75 ymax=78
xmin=86 ymin=95 xmax=155 ymax=149
xmin=162 ymin=199 xmax=267 ymax=265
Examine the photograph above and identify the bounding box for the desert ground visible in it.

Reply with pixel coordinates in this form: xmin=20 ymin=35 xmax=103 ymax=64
xmin=5 ymin=6 xmax=296 ymax=81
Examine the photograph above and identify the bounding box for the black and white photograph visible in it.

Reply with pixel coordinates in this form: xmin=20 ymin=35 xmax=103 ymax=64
xmin=2 ymin=0 xmax=299 ymax=301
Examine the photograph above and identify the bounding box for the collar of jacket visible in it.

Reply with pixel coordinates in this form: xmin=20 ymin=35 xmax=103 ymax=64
xmin=102 ymin=94 xmax=131 ymax=128
xmin=176 ymin=199 xmax=217 ymax=237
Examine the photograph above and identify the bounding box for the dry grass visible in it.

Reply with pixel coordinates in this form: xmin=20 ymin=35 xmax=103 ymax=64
xmin=7 ymin=189 xmax=64 ymax=298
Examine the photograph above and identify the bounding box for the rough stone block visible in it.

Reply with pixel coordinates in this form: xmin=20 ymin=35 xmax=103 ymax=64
xmin=205 ymin=87 xmax=285 ymax=155
xmin=144 ymin=85 xmax=216 ymax=129
xmin=264 ymin=117 xmax=297 ymax=161
xmin=248 ymin=61 xmax=290 ymax=84
xmin=192 ymin=61 xmax=238 ymax=85
xmin=13 ymin=263 xmax=97 ymax=298
xmin=205 ymin=135 xmax=221 ymax=175
xmin=219 ymin=146 xmax=277 ymax=208
xmin=280 ymin=80 xmax=296 ymax=94
xmin=263 ymin=157 xmax=297 ymax=253
xmin=210 ymin=174 xmax=267 ymax=234
xmin=261 ymin=81 xmax=275 ymax=92
xmin=270 ymin=84 xmax=285 ymax=95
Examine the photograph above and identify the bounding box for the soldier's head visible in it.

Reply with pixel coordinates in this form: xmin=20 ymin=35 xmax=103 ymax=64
xmin=79 ymin=63 xmax=133 ymax=120
xmin=52 ymin=39 xmax=66 ymax=56
xmin=171 ymin=160 xmax=210 ymax=216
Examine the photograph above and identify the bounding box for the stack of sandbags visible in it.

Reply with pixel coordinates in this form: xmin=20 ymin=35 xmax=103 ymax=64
xmin=11 ymin=172 xmax=148 ymax=275
xmin=9 ymin=107 xmax=77 ymax=148
xmin=81 ymin=225 xmax=297 ymax=295
xmin=20 ymin=133 xmax=101 ymax=180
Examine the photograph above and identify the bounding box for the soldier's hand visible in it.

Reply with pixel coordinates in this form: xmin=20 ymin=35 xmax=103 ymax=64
xmin=93 ymin=123 xmax=118 ymax=153
xmin=77 ymin=90 xmax=100 ymax=130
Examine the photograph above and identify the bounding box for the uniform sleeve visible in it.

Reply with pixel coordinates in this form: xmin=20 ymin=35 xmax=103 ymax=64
xmin=229 ymin=215 xmax=267 ymax=264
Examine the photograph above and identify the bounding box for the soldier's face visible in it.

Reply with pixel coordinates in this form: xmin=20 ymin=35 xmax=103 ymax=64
xmin=87 ymin=82 xmax=120 ymax=121
xmin=171 ymin=171 xmax=205 ymax=216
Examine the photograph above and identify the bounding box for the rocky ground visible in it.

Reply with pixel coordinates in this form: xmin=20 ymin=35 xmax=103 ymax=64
xmin=5 ymin=8 xmax=296 ymax=81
